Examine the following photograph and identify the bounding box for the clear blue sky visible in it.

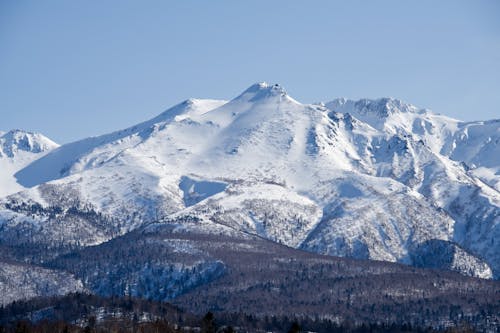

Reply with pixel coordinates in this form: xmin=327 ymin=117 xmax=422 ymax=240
xmin=1 ymin=0 xmax=499 ymax=143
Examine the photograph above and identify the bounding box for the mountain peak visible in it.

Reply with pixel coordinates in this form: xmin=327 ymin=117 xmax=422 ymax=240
xmin=0 ymin=129 xmax=59 ymax=158
xmin=237 ymin=82 xmax=288 ymax=102
xmin=244 ymin=82 xmax=272 ymax=92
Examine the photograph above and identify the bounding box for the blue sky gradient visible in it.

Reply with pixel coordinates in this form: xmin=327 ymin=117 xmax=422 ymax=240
xmin=1 ymin=0 xmax=499 ymax=143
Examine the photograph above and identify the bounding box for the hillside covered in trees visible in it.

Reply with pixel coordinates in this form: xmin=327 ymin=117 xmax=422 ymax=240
xmin=0 ymin=293 xmax=491 ymax=333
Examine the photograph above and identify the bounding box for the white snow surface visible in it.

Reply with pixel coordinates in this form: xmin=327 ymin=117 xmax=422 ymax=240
xmin=3 ymin=82 xmax=500 ymax=278
xmin=0 ymin=130 xmax=59 ymax=197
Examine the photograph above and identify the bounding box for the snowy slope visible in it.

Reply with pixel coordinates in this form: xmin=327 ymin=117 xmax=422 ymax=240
xmin=3 ymin=83 xmax=499 ymax=279
xmin=0 ymin=130 xmax=58 ymax=197
xmin=14 ymin=98 xmax=227 ymax=188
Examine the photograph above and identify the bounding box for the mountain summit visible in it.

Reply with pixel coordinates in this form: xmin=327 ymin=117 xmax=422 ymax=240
xmin=238 ymin=82 xmax=288 ymax=100
xmin=0 ymin=129 xmax=58 ymax=158
xmin=0 ymin=130 xmax=58 ymax=197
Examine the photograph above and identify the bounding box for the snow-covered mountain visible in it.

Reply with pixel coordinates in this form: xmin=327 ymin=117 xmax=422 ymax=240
xmin=1 ymin=83 xmax=499 ymax=280
xmin=327 ymin=98 xmax=500 ymax=191
xmin=0 ymin=130 xmax=59 ymax=197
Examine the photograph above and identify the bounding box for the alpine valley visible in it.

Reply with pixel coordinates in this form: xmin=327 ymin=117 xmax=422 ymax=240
xmin=1 ymin=83 xmax=499 ymax=329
